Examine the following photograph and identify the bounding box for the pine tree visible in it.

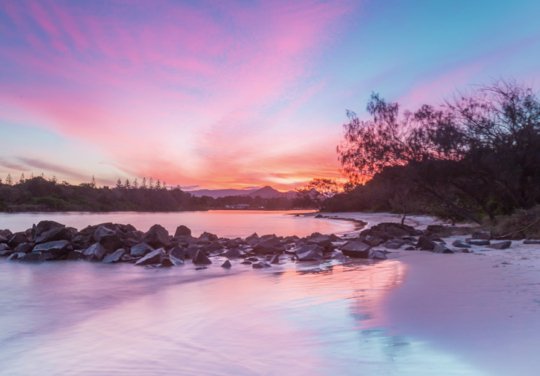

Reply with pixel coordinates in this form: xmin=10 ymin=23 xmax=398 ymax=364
xmin=142 ymin=177 xmax=147 ymax=189
xmin=156 ymin=179 xmax=161 ymax=190
xmin=91 ymin=176 xmax=96 ymax=188
xmin=6 ymin=174 xmax=13 ymax=185
xmin=19 ymin=173 xmax=25 ymax=184
xmin=149 ymin=177 xmax=154 ymax=189
xmin=133 ymin=178 xmax=139 ymax=189
xmin=116 ymin=178 xmax=123 ymax=188
xmin=125 ymin=179 xmax=131 ymax=189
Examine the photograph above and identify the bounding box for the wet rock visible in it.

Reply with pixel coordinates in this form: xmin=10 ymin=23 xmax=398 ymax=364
xmin=0 ymin=229 xmax=13 ymax=243
xmin=240 ymin=260 xmax=252 ymax=265
xmin=135 ymin=249 xmax=164 ymax=266
xmin=416 ymin=236 xmax=436 ymax=251
xmin=245 ymin=233 xmax=259 ymax=246
xmin=466 ymin=239 xmax=490 ymax=246
xmin=362 ymin=235 xmax=385 ymax=247
xmin=66 ymin=250 xmax=84 ymax=260
xmin=199 ymin=231 xmax=218 ymax=242
xmin=524 ymin=239 xmax=540 ymax=245
xmin=93 ymin=225 xmax=116 ymax=242
xmin=452 ymin=240 xmax=471 ymax=248
xmin=192 ymin=249 xmax=212 ymax=265
xmin=143 ymin=224 xmax=170 ymax=248
xmin=8 ymin=232 xmax=29 ymax=248
xmin=370 ymin=249 xmax=388 ymax=260
xmin=306 ymin=233 xmax=333 ymax=248
xmin=169 ymin=246 xmax=186 ymax=260
xmin=130 ymin=242 xmax=154 ymax=257
xmin=269 ymin=254 xmax=281 ymax=264
xmin=83 ymin=242 xmax=108 ymax=261
xmin=472 ymin=231 xmax=491 ymax=240
xmin=103 ymin=248 xmax=126 ymax=263
xmin=223 ymin=247 xmax=244 ymax=259
xmin=14 ymin=242 xmax=33 ymax=253
xmin=7 ymin=252 xmax=26 ymax=261
xmin=253 ymin=235 xmax=284 ymax=254
xmin=33 ymin=240 xmax=72 ymax=258
xmin=35 ymin=226 xmax=75 ymax=244
xmin=382 ymin=239 xmax=407 ymax=249
xmin=404 ymin=246 xmax=415 ymax=251
xmin=252 ymin=261 xmax=270 ymax=269
xmin=340 ymin=240 xmax=371 ymax=258
xmin=174 ymin=225 xmax=192 ymax=237
xmin=361 ymin=222 xmax=418 ymax=240
xmin=195 ymin=266 xmax=207 ymax=270
xmin=295 ymin=244 xmax=324 ymax=261
xmin=433 ymin=243 xmax=453 ymax=254
xmin=221 ymin=260 xmax=232 ymax=268
xmin=34 ymin=220 xmax=64 ymax=238
xmin=488 ymin=240 xmax=512 ymax=250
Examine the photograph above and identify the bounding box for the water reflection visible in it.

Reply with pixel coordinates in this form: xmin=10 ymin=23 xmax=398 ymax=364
xmin=0 ymin=259 xmax=485 ymax=375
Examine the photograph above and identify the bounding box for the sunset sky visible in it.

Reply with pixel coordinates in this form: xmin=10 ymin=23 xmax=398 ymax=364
xmin=1 ymin=0 xmax=539 ymax=189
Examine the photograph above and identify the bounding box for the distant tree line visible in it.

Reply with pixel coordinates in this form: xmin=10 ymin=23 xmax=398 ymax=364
xmin=0 ymin=176 xmax=319 ymax=212
xmin=325 ymin=82 xmax=540 ymax=223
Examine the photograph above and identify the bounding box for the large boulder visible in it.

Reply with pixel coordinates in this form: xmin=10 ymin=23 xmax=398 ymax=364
xmin=416 ymin=236 xmax=436 ymax=251
xmin=221 ymin=260 xmax=232 ymax=268
xmin=83 ymin=242 xmax=108 ymax=261
xmin=174 ymin=225 xmax=192 ymax=238
xmin=306 ymin=233 xmax=333 ymax=249
xmin=466 ymin=239 xmax=490 ymax=246
xmin=294 ymin=244 xmax=324 ymax=261
xmin=340 ymin=240 xmax=371 ymax=258
xmin=143 ymin=225 xmax=170 ymax=248
xmin=452 ymin=239 xmax=471 ymax=248
xmin=34 ymin=221 xmax=64 ymax=239
xmin=14 ymin=242 xmax=33 ymax=253
xmin=192 ymin=249 xmax=212 ymax=265
xmin=103 ymin=248 xmax=126 ymax=263
xmin=369 ymin=249 xmax=388 ymax=260
xmin=488 ymin=240 xmax=512 ymax=250
xmin=135 ymin=249 xmax=164 ymax=266
xmin=94 ymin=225 xmax=123 ymax=251
xmin=35 ymin=226 xmax=75 ymax=244
xmin=32 ymin=240 xmax=72 ymax=259
xmin=130 ymin=242 xmax=154 ymax=257
xmin=169 ymin=246 xmax=186 ymax=260
xmin=8 ymin=232 xmax=29 ymax=248
xmin=199 ymin=231 xmax=218 ymax=242
xmin=253 ymin=235 xmax=284 ymax=254
xmin=223 ymin=248 xmax=245 ymax=259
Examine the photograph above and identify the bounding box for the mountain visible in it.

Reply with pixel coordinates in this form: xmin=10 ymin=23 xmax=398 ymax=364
xmin=188 ymin=186 xmax=296 ymax=199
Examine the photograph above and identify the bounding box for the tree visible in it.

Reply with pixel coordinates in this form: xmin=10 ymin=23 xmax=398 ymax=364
xmin=6 ymin=174 xmax=13 ymax=185
xmin=125 ymin=179 xmax=131 ymax=189
xmin=19 ymin=173 xmax=25 ymax=184
xmin=142 ymin=177 xmax=147 ymax=189
xmin=90 ymin=176 xmax=97 ymax=188
xmin=116 ymin=179 xmax=123 ymax=189
xmin=133 ymin=178 xmax=139 ymax=189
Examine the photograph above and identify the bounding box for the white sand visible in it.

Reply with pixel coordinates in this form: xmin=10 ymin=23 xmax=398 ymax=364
xmin=324 ymin=212 xmax=540 ymax=375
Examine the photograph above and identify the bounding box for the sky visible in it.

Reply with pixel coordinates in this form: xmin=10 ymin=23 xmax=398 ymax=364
xmin=1 ymin=0 xmax=539 ymax=190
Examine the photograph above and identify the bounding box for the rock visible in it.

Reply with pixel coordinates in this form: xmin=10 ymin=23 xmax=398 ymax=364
xmin=245 ymin=233 xmax=259 ymax=246
xmin=223 ymin=248 xmax=244 ymax=259
xmin=66 ymin=250 xmax=84 ymax=260
xmin=240 ymin=260 xmax=252 ymax=265
xmin=199 ymin=231 xmax=218 ymax=242
xmin=192 ymin=249 xmax=212 ymax=265
xmin=362 ymin=235 xmax=385 ymax=247
xmin=93 ymin=226 xmax=123 ymax=251
xmin=425 ymin=225 xmax=475 ymax=238
xmin=221 ymin=260 xmax=232 ymax=268
xmin=472 ymin=231 xmax=491 ymax=240
xmin=83 ymin=242 xmax=108 ymax=261
xmin=306 ymin=233 xmax=333 ymax=248
xmin=174 ymin=225 xmax=192 ymax=237
xmin=466 ymin=239 xmax=490 ymax=246
xmin=340 ymin=240 xmax=371 ymax=258
xmin=370 ymin=249 xmax=388 ymax=260
xmin=135 ymin=249 xmax=164 ymax=266
xmin=452 ymin=240 xmax=471 ymax=248
xmin=35 ymin=226 xmax=74 ymax=244
xmin=253 ymin=236 xmax=284 ymax=254
xmin=93 ymin=225 xmax=116 ymax=242
xmin=382 ymin=239 xmax=406 ymax=249
xmin=130 ymin=242 xmax=154 ymax=257
xmin=14 ymin=242 xmax=33 ymax=253
xmin=143 ymin=224 xmax=170 ymax=247
xmin=416 ymin=236 xmax=436 ymax=251
xmin=7 ymin=252 xmax=26 ymax=261
xmin=524 ymin=239 xmax=540 ymax=245
xmin=404 ymin=246 xmax=415 ymax=251
xmin=103 ymin=248 xmax=126 ymax=263
xmin=252 ymin=261 xmax=270 ymax=269
xmin=488 ymin=240 xmax=512 ymax=250
xmin=433 ymin=243 xmax=454 ymax=254
xmin=361 ymin=222 xmax=418 ymax=240
xmin=34 ymin=221 xmax=64 ymax=239
xmin=32 ymin=240 xmax=72 ymax=259
xmin=8 ymin=232 xmax=28 ymax=248
xmin=169 ymin=246 xmax=186 ymax=260
xmin=195 ymin=266 xmax=207 ymax=270
xmin=269 ymin=254 xmax=281 ymax=264
xmin=295 ymin=244 xmax=324 ymax=261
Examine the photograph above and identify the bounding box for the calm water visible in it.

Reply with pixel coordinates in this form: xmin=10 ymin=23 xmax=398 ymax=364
xmin=0 ymin=210 xmax=354 ymax=237
xmin=0 ymin=211 xmax=487 ymax=375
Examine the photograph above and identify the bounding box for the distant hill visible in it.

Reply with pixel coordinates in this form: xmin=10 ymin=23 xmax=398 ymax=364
xmin=189 ymin=185 xmax=296 ymax=199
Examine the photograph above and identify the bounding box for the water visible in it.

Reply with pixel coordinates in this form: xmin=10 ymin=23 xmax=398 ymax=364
xmin=0 ymin=258 xmax=486 ymax=376
xmin=0 ymin=210 xmax=354 ymax=237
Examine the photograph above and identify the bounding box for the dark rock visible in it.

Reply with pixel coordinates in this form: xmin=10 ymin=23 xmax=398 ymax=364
xmin=245 ymin=233 xmax=259 ymax=246
xmin=192 ymin=249 xmax=212 ymax=265
xmin=66 ymin=250 xmax=84 ymax=260
xmin=362 ymin=235 xmax=385 ymax=247
xmin=253 ymin=236 xmax=284 ymax=254
xmin=370 ymin=249 xmax=388 ymax=260
xmin=199 ymin=231 xmax=218 ymax=242
xmin=167 ymin=254 xmax=185 ymax=266
xmin=103 ymin=248 xmax=126 ymax=263
xmin=7 ymin=252 xmax=26 ymax=261
xmin=221 ymin=260 xmax=232 ymax=268
xmin=195 ymin=266 xmax=207 ymax=270
xmin=223 ymin=248 xmax=244 ymax=259
xmin=466 ymin=239 xmax=490 ymax=246
xmin=240 ymin=260 xmax=252 ymax=265
xmin=34 ymin=221 xmax=64 ymax=239
xmin=472 ymin=231 xmax=491 ymax=240
xmin=0 ymin=229 xmax=13 ymax=243
xmin=361 ymin=222 xmax=418 ymax=241
xmin=93 ymin=225 xmax=116 ymax=242
xmin=404 ymin=246 xmax=415 ymax=251
xmin=135 ymin=249 xmax=164 ymax=266
xmin=174 ymin=225 xmax=192 ymax=237
xmin=524 ymin=239 xmax=540 ymax=245
xmin=340 ymin=240 xmax=371 ymax=258
xmin=306 ymin=233 xmax=333 ymax=248
xmin=416 ymin=236 xmax=436 ymax=251
xmin=488 ymin=240 xmax=512 ymax=250
xmin=433 ymin=243 xmax=453 ymax=254
xmin=252 ymin=261 xmax=270 ymax=269
xmin=382 ymin=239 xmax=406 ymax=249
xmin=452 ymin=240 xmax=471 ymax=248
xmin=246 ymin=256 xmax=259 ymax=262
xmin=14 ymin=242 xmax=33 ymax=253
xmin=83 ymin=242 xmax=108 ymax=261
xmin=143 ymin=224 xmax=170 ymax=247
xmin=295 ymin=244 xmax=324 ymax=261
xmin=169 ymin=246 xmax=186 ymax=260
xmin=203 ymin=242 xmax=223 ymax=253
xmin=33 ymin=240 xmax=72 ymax=258
xmin=269 ymin=254 xmax=281 ymax=264
xmin=130 ymin=242 xmax=154 ymax=257
xmin=35 ymin=226 xmax=75 ymax=244
xmin=8 ymin=232 xmax=29 ymax=248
